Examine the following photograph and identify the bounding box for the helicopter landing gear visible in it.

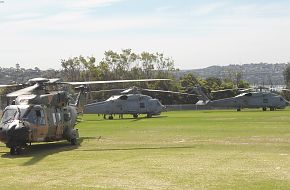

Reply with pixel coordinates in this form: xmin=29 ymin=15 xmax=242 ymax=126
xmin=70 ymin=138 xmax=77 ymax=145
xmin=10 ymin=147 xmax=21 ymax=155
xmin=270 ymin=107 xmax=275 ymax=111
xmin=147 ymin=114 xmax=152 ymax=118
xmin=237 ymin=108 xmax=241 ymax=112
xmin=262 ymin=107 xmax=267 ymax=111
xmin=108 ymin=115 xmax=113 ymax=120
xmin=133 ymin=114 xmax=138 ymax=119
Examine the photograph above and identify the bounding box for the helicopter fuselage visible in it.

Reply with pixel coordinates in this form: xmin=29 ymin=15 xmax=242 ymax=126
xmin=84 ymin=94 xmax=165 ymax=118
xmin=0 ymin=92 xmax=80 ymax=154
xmin=208 ymin=92 xmax=289 ymax=110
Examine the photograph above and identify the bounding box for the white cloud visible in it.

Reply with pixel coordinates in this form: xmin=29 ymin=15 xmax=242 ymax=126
xmin=1 ymin=1 xmax=290 ymax=70
xmin=0 ymin=0 xmax=122 ymax=22
xmin=68 ymin=0 xmax=122 ymax=9
xmin=190 ymin=2 xmax=225 ymax=16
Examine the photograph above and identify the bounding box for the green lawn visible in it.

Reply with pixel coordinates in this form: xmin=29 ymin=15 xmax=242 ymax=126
xmin=1 ymin=109 xmax=290 ymax=190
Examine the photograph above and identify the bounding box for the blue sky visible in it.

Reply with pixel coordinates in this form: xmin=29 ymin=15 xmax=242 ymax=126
xmin=1 ymin=0 xmax=290 ymax=70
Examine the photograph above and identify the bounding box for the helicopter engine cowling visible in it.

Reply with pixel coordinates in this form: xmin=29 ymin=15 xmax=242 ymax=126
xmin=0 ymin=120 xmax=30 ymax=148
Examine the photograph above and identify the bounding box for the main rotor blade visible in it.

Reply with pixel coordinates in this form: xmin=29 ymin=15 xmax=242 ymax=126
xmin=211 ymin=88 xmax=253 ymax=93
xmin=142 ymin=89 xmax=197 ymax=96
xmin=90 ymin=89 xmax=125 ymax=93
xmin=282 ymin=89 xmax=290 ymax=92
xmin=211 ymin=89 xmax=235 ymax=93
xmin=0 ymin=84 xmax=20 ymax=88
xmin=6 ymin=83 xmax=39 ymax=97
xmin=63 ymin=79 xmax=170 ymax=85
xmin=47 ymin=78 xmax=61 ymax=83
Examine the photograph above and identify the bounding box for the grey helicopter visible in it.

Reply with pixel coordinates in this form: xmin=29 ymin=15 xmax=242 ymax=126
xmin=194 ymin=86 xmax=290 ymax=111
xmin=84 ymin=86 xmax=197 ymax=119
xmin=0 ymin=78 xmax=168 ymax=155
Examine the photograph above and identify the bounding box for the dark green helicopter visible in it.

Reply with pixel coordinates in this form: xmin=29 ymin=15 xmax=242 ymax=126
xmin=0 ymin=78 xmax=168 ymax=155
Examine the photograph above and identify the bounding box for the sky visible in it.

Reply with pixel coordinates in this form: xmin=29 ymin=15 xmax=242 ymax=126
xmin=1 ymin=0 xmax=290 ymax=70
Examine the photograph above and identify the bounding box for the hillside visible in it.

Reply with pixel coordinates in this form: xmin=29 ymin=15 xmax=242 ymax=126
xmin=177 ymin=63 xmax=287 ymax=85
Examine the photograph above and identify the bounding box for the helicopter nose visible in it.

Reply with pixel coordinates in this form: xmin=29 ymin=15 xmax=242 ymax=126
xmin=0 ymin=123 xmax=30 ymax=146
xmin=0 ymin=126 xmax=9 ymax=143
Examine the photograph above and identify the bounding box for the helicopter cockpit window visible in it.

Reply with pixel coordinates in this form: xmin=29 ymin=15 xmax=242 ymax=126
xmin=1 ymin=108 xmax=25 ymax=124
xmin=156 ymin=101 xmax=162 ymax=106
xmin=119 ymin=95 xmax=128 ymax=100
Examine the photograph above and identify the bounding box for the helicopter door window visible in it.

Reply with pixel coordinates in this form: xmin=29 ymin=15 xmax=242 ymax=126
xmin=36 ymin=110 xmax=46 ymax=125
xmin=26 ymin=109 xmax=46 ymax=125
xmin=52 ymin=113 xmax=57 ymax=125
xmin=57 ymin=113 xmax=62 ymax=122
xmin=64 ymin=112 xmax=71 ymax=121
xmin=27 ymin=111 xmax=37 ymax=124
xmin=56 ymin=108 xmax=62 ymax=123
xmin=140 ymin=103 xmax=145 ymax=108
xmin=119 ymin=95 xmax=128 ymax=100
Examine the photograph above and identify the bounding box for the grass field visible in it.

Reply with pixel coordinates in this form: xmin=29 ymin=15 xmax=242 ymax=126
xmin=1 ymin=109 xmax=290 ymax=190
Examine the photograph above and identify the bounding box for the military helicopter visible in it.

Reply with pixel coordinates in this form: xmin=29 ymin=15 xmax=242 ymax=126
xmin=0 ymin=78 xmax=168 ymax=155
xmin=194 ymin=86 xmax=290 ymax=111
xmin=84 ymin=86 xmax=197 ymax=119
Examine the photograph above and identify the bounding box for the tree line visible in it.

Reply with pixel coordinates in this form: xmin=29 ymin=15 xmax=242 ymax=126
xmin=58 ymin=49 xmax=250 ymax=104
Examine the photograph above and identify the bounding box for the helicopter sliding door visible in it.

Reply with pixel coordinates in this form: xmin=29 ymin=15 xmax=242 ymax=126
xmin=47 ymin=108 xmax=63 ymax=140
xmin=26 ymin=106 xmax=48 ymax=142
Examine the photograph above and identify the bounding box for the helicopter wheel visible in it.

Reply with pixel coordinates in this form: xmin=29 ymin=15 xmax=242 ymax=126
xmin=108 ymin=115 xmax=113 ymax=120
xmin=70 ymin=138 xmax=77 ymax=145
xmin=270 ymin=107 xmax=275 ymax=111
xmin=133 ymin=114 xmax=138 ymax=119
xmin=237 ymin=108 xmax=241 ymax=112
xmin=10 ymin=147 xmax=21 ymax=155
xmin=262 ymin=107 xmax=267 ymax=111
xmin=147 ymin=114 xmax=152 ymax=118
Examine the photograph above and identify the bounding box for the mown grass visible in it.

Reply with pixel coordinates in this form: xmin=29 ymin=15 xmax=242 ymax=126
xmin=1 ymin=109 xmax=290 ymax=190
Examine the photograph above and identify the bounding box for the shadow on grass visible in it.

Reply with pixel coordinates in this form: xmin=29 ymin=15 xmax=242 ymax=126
xmin=0 ymin=137 xmax=95 ymax=166
xmin=76 ymin=145 xmax=196 ymax=152
xmin=130 ymin=115 xmax=168 ymax=122
xmin=84 ymin=115 xmax=168 ymax=122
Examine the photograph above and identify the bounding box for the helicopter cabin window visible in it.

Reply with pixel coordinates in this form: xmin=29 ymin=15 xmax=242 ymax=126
xmin=52 ymin=113 xmax=57 ymax=125
xmin=56 ymin=108 xmax=62 ymax=123
xmin=64 ymin=112 xmax=71 ymax=121
xmin=26 ymin=109 xmax=46 ymax=125
xmin=140 ymin=102 xmax=145 ymax=108
xmin=119 ymin=95 xmax=128 ymax=100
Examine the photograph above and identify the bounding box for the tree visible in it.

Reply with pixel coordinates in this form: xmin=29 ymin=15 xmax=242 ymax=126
xmin=180 ymin=73 xmax=199 ymax=93
xmin=140 ymin=52 xmax=156 ymax=78
xmin=61 ymin=57 xmax=81 ymax=81
xmin=283 ymin=63 xmax=290 ymax=87
xmin=205 ymin=77 xmax=222 ymax=91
